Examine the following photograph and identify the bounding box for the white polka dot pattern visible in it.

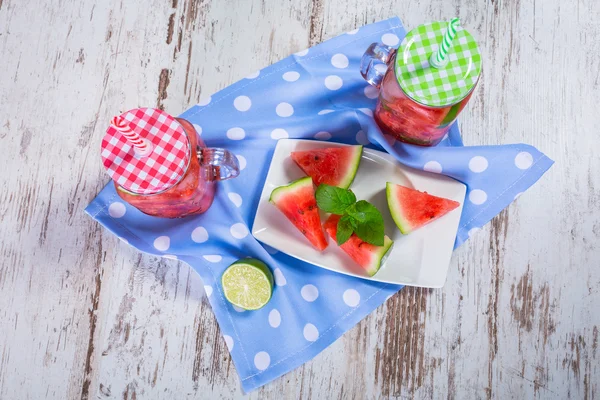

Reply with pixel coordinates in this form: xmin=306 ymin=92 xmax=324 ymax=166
xmin=233 ymin=96 xmax=252 ymax=111
xmin=356 ymin=130 xmax=370 ymax=145
xmin=228 ymin=192 xmax=243 ymax=208
xmin=236 ymin=155 xmax=247 ymax=170
xmin=381 ymin=33 xmax=400 ymax=46
xmin=153 ymin=236 xmax=170 ymax=251
xmin=227 ymin=127 xmax=245 ymax=140
xmin=469 ymin=189 xmax=488 ymax=205
xmin=254 ymin=352 xmax=270 ymax=370
xmin=271 ymin=128 xmax=289 ymax=140
xmin=314 ymin=131 xmax=331 ymax=140
xmin=89 ymin=21 xmax=554 ymax=390
xmin=469 ymin=156 xmax=488 ymax=173
xmin=331 ymin=54 xmax=349 ymax=68
xmin=198 ymin=96 xmax=211 ymax=106
xmin=108 ymin=202 xmax=126 ymax=218
xmin=276 ymin=103 xmax=294 ymax=117
xmin=223 ymin=335 xmax=234 ymax=351
xmin=515 ymin=152 xmax=533 ymax=169
xmin=343 ymin=289 xmax=360 ymax=307
xmin=364 ymin=85 xmax=379 ymax=99
xmin=191 ymin=226 xmax=209 ymax=243
xmin=268 ymin=309 xmax=281 ymax=328
xmin=283 ymin=71 xmax=300 ymax=82
xmin=423 ymin=161 xmax=443 ymax=174
xmin=203 ymin=255 xmax=222 ymax=263
xmin=274 ymin=268 xmax=287 ymax=286
xmin=230 ymin=223 xmax=249 ymax=239
xmin=303 ymin=324 xmax=319 ymax=341
xmin=245 ymin=70 xmax=260 ymax=79
xmin=324 ymin=75 xmax=343 ymax=90
xmin=301 ymin=285 xmax=319 ymax=302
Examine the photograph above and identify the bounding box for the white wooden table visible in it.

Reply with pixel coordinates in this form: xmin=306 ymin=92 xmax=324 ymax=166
xmin=1 ymin=0 xmax=598 ymax=398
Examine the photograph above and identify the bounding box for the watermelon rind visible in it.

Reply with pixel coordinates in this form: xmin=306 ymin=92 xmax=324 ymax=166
xmin=386 ymin=182 xmax=413 ymax=234
xmin=269 ymin=176 xmax=313 ymax=203
xmin=365 ymin=235 xmax=394 ymax=276
xmin=338 ymin=145 xmax=363 ymax=189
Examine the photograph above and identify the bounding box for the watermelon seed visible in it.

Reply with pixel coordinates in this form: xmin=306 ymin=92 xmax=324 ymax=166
xmin=298 ymin=209 xmax=305 ymax=215
xmin=314 ymin=156 xmax=319 ymax=161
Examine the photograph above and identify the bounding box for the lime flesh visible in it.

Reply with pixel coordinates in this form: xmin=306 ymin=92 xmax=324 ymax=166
xmin=221 ymin=258 xmax=273 ymax=310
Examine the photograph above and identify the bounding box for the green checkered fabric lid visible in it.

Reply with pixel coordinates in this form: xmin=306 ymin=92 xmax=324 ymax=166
xmin=395 ymin=21 xmax=482 ymax=107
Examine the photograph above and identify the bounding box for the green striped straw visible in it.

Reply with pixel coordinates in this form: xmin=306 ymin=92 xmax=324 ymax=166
xmin=429 ymin=18 xmax=460 ymax=68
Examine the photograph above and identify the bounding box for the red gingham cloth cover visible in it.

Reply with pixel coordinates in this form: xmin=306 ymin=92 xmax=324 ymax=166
xmin=101 ymin=108 xmax=191 ymax=195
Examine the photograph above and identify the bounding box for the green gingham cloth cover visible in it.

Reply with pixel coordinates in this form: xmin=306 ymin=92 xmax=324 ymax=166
xmin=395 ymin=21 xmax=482 ymax=107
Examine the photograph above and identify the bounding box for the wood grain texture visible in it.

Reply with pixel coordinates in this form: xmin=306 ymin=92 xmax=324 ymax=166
xmin=1 ymin=0 xmax=598 ymax=398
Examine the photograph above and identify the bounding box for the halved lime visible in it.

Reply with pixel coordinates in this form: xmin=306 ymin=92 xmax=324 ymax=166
xmin=221 ymin=258 xmax=273 ymax=310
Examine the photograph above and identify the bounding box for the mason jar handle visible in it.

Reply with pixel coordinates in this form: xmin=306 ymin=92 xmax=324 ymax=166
xmin=198 ymin=148 xmax=240 ymax=181
xmin=360 ymin=43 xmax=396 ymax=89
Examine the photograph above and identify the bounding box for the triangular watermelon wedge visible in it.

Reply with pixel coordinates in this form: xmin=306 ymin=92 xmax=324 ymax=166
xmin=386 ymin=182 xmax=460 ymax=234
xmin=324 ymin=214 xmax=393 ymax=276
xmin=291 ymin=145 xmax=362 ymax=189
xmin=270 ymin=177 xmax=328 ymax=251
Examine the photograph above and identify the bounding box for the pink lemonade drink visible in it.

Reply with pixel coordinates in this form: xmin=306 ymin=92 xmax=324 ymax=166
xmin=374 ymin=66 xmax=475 ymax=146
xmin=115 ymin=119 xmax=215 ymax=218
xmin=101 ymin=108 xmax=239 ymax=218
xmin=361 ymin=19 xmax=482 ymax=146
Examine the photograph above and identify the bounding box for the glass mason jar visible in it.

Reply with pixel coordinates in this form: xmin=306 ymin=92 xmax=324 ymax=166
xmin=114 ymin=118 xmax=239 ymax=218
xmin=361 ymin=23 xmax=481 ymax=147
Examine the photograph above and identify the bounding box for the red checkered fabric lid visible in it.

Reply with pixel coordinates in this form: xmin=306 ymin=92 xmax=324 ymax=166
xmin=101 ymin=108 xmax=191 ymax=195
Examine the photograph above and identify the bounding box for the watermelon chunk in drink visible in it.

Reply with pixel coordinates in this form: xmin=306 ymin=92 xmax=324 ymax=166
xmin=375 ymin=69 xmax=455 ymax=146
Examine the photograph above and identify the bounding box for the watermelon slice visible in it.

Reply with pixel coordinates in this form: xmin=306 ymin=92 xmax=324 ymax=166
xmin=386 ymin=182 xmax=460 ymax=234
xmin=291 ymin=145 xmax=363 ymax=189
xmin=324 ymin=214 xmax=393 ymax=276
xmin=270 ymin=177 xmax=328 ymax=251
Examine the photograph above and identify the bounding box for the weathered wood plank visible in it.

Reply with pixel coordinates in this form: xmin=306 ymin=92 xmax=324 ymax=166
xmin=0 ymin=0 xmax=598 ymax=399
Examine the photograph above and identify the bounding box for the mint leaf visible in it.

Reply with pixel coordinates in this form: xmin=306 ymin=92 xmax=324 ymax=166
xmin=336 ymin=215 xmax=354 ymax=245
xmin=315 ymin=185 xmax=385 ymax=246
xmin=315 ymin=184 xmax=357 ymax=214
xmin=346 ymin=200 xmax=385 ymax=246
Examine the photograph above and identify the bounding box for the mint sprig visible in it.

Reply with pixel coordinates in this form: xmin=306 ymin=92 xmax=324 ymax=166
xmin=315 ymin=184 xmax=385 ymax=246
xmin=315 ymin=184 xmax=356 ymax=214
xmin=346 ymin=200 xmax=385 ymax=246
xmin=336 ymin=215 xmax=354 ymax=245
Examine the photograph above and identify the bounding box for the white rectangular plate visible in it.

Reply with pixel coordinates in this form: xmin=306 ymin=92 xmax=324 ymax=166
xmin=252 ymin=139 xmax=466 ymax=288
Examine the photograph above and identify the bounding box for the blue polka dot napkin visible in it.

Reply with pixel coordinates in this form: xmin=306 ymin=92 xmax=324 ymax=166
xmin=85 ymin=17 xmax=553 ymax=392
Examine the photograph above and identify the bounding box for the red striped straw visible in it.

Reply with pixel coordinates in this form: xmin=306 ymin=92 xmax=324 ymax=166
xmin=110 ymin=116 xmax=152 ymax=156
